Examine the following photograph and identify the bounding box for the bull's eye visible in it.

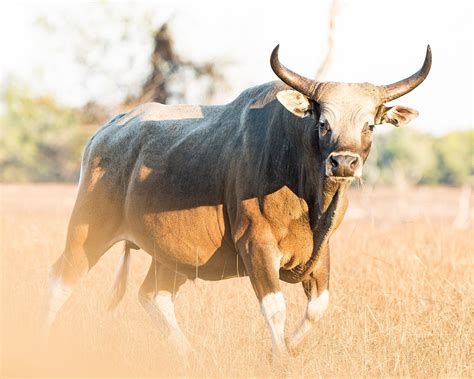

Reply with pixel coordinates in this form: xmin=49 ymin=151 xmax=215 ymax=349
xmin=362 ymin=122 xmax=375 ymax=134
xmin=319 ymin=121 xmax=331 ymax=136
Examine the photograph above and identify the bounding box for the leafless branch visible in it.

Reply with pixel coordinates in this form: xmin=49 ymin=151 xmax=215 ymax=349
xmin=315 ymin=0 xmax=339 ymax=80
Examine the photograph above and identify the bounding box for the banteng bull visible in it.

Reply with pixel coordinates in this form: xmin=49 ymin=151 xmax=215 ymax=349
xmin=43 ymin=45 xmax=431 ymax=358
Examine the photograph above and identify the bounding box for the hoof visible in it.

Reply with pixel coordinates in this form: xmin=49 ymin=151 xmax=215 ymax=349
xmin=266 ymin=348 xmax=291 ymax=373
xmin=285 ymin=336 xmax=304 ymax=357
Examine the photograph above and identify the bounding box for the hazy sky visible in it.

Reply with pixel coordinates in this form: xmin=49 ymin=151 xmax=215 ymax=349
xmin=0 ymin=0 xmax=472 ymax=134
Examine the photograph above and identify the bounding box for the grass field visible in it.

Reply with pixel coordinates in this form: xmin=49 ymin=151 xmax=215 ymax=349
xmin=1 ymin=184 xmax=472 ymax=377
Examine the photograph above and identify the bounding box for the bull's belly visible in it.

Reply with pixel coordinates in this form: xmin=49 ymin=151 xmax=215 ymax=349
xmin=126 ymin=204 xmax=247 ymax=279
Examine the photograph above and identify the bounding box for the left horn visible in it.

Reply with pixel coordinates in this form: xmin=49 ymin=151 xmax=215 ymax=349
xmin=270 ymin=45 xmax=319 ymax=98
xmin=380 ymin=45 xmax=432 ymax=103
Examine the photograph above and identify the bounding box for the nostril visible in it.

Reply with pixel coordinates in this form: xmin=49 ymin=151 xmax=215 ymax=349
xmin=349 ymin=157 xmax=359 ymax=169
xmin=330 ymin=156 xmax=339 ymax=168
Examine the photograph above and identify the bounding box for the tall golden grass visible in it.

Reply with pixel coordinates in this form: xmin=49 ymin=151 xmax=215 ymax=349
xmin=1 ymin=184 xmax=472 ymax=377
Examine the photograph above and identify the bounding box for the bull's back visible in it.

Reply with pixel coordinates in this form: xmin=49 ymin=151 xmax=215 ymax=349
xmin=79 ymin=102 xmax=217 ymax=202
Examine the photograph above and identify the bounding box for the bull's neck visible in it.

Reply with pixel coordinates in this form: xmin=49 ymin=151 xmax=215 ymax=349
xmin=275 ymin=114 xmax=350 ymax=283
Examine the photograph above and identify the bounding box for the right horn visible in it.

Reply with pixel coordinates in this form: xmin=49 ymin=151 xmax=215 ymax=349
xmin=270 ymin=45 xmax=319 ymax=98
xmin=380 ymin=45 xmax=432 ymax=103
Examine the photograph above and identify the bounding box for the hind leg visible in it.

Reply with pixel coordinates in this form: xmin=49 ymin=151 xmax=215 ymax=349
xmin=43 ymin=208 xmax=119 ymax=339
xmin=138 ymin=259 xmax=191 ymax=356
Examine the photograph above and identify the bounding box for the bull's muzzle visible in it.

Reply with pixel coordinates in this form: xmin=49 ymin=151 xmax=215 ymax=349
xmin=326 ymin=152 xmax=362 ymax=178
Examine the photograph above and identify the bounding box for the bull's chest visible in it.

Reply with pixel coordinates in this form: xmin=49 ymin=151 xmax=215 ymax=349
xmin=260 ymin=187 xmax=314 ymax=269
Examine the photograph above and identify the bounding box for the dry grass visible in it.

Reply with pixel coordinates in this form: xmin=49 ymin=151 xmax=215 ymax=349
xmin=1 ymin=184 xmax=473 ymax=377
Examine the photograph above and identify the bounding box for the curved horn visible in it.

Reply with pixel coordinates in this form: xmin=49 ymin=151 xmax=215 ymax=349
xmin=381 ymin=45 xmax=432 ymax=102
xmin=270 ymin=45 xmax=319 ymax=98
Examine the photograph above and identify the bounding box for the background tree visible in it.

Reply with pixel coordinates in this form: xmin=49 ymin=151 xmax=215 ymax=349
xmin=0 ymin=82 xmax=88 ymax=181
xmin=363 ymin=128 xmax=473 ymax=187
xmin=434 ymin=130 xmax=474 ymax=186
xmin=35 ymin=4 xmax=227 ymax=123
xmin=125 ymin=22 xmax=226 ymax=108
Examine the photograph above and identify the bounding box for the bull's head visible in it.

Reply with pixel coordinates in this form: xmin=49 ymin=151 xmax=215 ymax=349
xmin=271 ymin=45 xmax=432 ymax=180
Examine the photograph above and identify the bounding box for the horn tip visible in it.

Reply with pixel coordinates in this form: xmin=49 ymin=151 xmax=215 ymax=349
xmin=270 ymin=44 xmax=280 ymax=66
xmin=424 ymin=44 xmax=432 ymax=69
xmin=425 ymin=45 xmax=432 ymax=62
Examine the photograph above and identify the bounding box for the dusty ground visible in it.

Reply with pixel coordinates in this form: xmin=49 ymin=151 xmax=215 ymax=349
xmin=1 ymin=184 xmax=473 ymax=377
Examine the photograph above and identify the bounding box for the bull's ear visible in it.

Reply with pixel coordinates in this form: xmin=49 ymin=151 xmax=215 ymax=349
xmin=276 ymin=90 xmax=311 ymax=118
xmin=376 ymin=105 xmax=419 ymax=127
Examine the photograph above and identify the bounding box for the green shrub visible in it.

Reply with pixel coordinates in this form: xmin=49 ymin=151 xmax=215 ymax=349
xmin=0 ymin=82 xmax=89 ymax=182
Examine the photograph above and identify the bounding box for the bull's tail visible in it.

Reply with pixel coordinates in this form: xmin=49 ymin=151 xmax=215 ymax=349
xmin=108 ymin=241 xmax=134 ymax=310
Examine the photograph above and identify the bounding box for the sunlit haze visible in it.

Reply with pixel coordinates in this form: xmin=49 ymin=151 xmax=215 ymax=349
xmin=0 ymin=0 xmax=472 ymax=134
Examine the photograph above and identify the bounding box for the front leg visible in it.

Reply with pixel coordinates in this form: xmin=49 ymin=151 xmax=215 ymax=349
xmin=287 ymin=245 xmax=330 ymax=354
xmin=235 ymin=223 xmax=288 ymax=358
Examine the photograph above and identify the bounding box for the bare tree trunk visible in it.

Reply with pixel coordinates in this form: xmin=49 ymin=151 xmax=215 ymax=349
xmin=315 ymin=0 xmax=339 ymax=81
